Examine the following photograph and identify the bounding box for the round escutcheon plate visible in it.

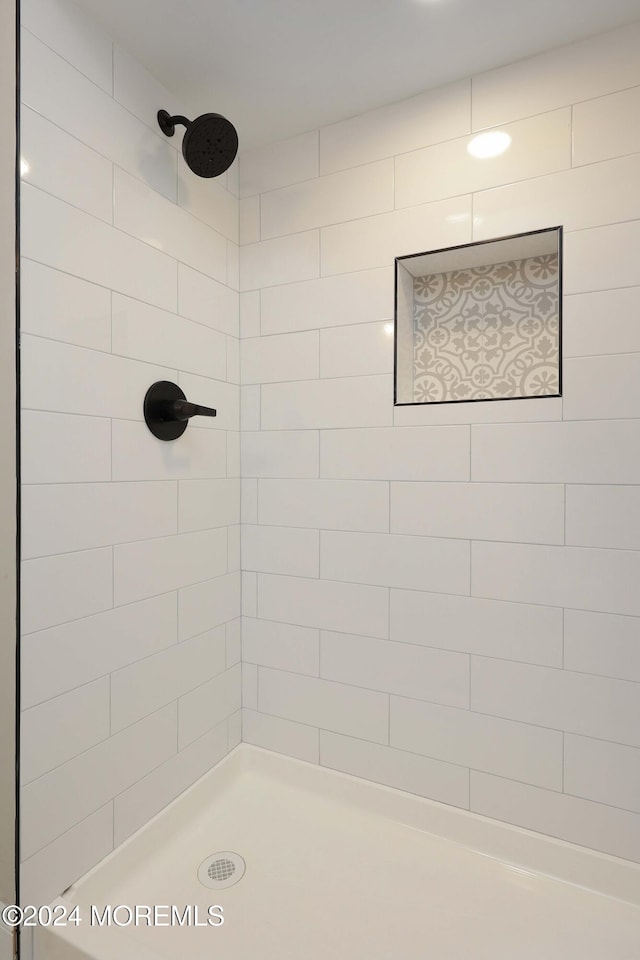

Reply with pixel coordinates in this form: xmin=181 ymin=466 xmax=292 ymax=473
xmin=143 ymin=380 xmax=189 ymax=441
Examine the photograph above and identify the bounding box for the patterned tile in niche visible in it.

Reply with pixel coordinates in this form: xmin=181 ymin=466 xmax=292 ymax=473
xmin=412 ymin=255 xmax=559 ymax=403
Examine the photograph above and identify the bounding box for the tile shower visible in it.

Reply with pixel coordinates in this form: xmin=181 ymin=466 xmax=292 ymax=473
xmin=19 ymin=0 xmax=640 ymax=922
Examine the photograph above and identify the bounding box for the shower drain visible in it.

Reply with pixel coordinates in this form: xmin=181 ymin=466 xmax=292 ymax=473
xmin=197 ymin=852 xmax=246 ymax=889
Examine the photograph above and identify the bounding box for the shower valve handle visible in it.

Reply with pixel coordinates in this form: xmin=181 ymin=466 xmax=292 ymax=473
xmin=170 ymin=399 xmax=217 ymax=421
xmin=144 ymin=380 xmax=216 ymax=441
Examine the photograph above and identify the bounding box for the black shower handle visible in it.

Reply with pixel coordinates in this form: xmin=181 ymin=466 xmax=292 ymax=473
xmin=171 ymin=399 xmax=217 ymax=421
xmin=144 ymin=380 xmax=216 ymax=441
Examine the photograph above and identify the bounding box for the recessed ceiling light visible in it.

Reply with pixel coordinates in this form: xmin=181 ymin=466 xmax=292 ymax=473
xmin=20 ymin=157 xmax=30 ymax=178
xmin=467 ymin=131 xmax=512 ymax=159
xmin=384 ymin=322 xmax=394 ymax=337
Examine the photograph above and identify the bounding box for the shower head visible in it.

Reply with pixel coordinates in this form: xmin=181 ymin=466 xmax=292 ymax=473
xmin=158 ymin=109 xmax=238 ymax=178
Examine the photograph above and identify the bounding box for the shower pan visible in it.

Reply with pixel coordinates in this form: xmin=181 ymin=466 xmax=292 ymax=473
xmin=35 ymin=747 xmax=640 ymax=960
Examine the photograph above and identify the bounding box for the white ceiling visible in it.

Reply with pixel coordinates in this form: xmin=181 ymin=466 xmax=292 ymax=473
xmin=76 ymin=0 xmax=640 ymax=150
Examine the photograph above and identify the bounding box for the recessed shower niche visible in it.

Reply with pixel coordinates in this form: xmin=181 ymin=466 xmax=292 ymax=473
xmin=394 ymin=227 xmax=562 ymax=405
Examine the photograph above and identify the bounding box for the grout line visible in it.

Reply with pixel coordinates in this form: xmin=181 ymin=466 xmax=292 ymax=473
xmin=387 ymin=693 xmax=391 ymax=745
xmin=109 ymin=418 xmax=113 ymax=482
xmin=24 ymin=314 xmax=234 ymax=367
xmin=16 ymin=516 xmax=640 ymax=564
xmin=22 ymin=608 xmax=232 ymax=714
xmin=21 ymin=572 xmax=239 ymax=640
xmin=250 ymin=370 xmax=393 ymax=386
xmin=570 ymin=104 xmax=574 ymax=168
xmin=24 ymin=173 xmax=231 ymax=271
xmin=201 ymin=477 xmax=640 ymax=486
xmin=113 ymin=652 xmax=231 ymax=740
xmin=564 ymin=282 xmax=640 ymax=297
xmin=237 ymin=243 xmax=640 ymax=291
xmin=20 ymin=78 xmax=168 ymax=172
xmin=226 ymin=521 xmax=639 ymax=551
xmin=110 ymin=162 xmax=115 ymax=227
xmin=109 ymin=289 xmax=113 ymax=352
xmin=387 ymin=586 xmax=391 ymax=641
xmin=199 ymin=413 xmax=640 ymax=429
xmin=23 ymin=698 xmax=180 ymax=795
xmin=228 ymin=609 xmax=639 ymax=675
xmin=246 ymin=322 xmax=640 ymax=348
xmin=225 ymin=631 xmax=566 ymax=675
xmin=24 ymin=522 xmax=229 ymax=562
xmin=565 ymin=348 xmax=640 ymax=361
xmin=21 ymin=260 xmax=237 ymax=341
xmin=256 ymin=665 xmax=640 ymax=752
xmin=392 ymin=154 xmax=396 ymax=210
xmin=236 ymin=295 xmax=640 ymax=341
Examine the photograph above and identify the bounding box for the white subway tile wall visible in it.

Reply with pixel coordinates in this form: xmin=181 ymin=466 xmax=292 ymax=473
xmin=20 ymin=0 xmax=240 ymax=903
xmin=239 ymin=20 xmax=640 ymax=864
xmin=19 ymin=0 xmax=640 ymax=901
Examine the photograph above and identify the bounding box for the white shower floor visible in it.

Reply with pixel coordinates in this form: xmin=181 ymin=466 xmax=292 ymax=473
xmin=38 ymin=745 xmax=640 ymax=960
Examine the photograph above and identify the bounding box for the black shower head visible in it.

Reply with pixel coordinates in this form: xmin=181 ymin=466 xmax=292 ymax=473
xmin=158 ymin=109 xmax=239 ymax=178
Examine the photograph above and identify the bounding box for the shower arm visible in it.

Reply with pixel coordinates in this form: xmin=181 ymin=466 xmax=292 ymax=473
xmin=157 ymin=110 xmax=192 ymax=137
